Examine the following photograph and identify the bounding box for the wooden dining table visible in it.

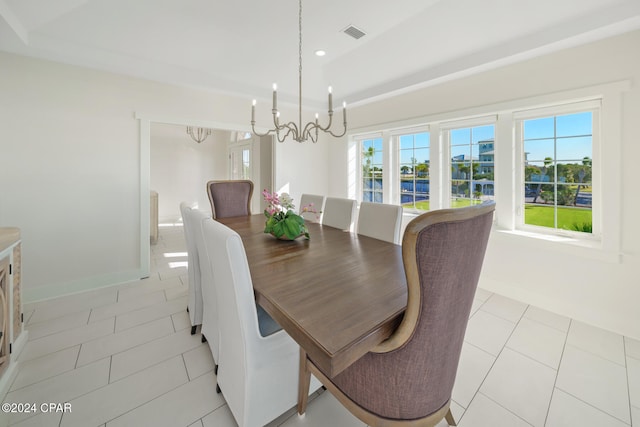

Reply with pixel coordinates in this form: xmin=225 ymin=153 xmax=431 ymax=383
xmin=217 ymin=214 xmax=408 ymax=377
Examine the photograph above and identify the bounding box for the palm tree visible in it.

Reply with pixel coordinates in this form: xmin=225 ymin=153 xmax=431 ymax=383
xmin=574 ymin=156 xmax=592 ymax=205
xmin=362 ymin=146 xmax=374 ymax=176
xmin=533 ymin=157 xmax=553 ymax=203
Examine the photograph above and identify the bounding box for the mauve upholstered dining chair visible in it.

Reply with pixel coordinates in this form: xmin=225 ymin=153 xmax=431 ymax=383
xmin=179 ymin=202 xmax=203 ymax=335
xmin=299 ymin=194 xmax=325 ymax=223
xmin=206 ymin=180 xmax=254 ymax=219
xmin=357 ymin=201 xmax=403 ymax=244
xmin=321 ymin=197 xmax=357 ymax=231
xmin=298 ymin=201 xmax=496 ymax=427
xmin=202 ymin=218 xmax=320 ymax=427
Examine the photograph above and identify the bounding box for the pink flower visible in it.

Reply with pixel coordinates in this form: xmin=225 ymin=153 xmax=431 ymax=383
xmin=301 ymin=203 xmax=316 ymax=213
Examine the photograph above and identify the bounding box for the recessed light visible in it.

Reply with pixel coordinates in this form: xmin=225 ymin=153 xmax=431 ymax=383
xmin=315 ymin=50 xmax=326 ymax=57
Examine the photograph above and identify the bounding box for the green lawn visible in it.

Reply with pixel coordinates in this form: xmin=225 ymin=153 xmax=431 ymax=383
xmin=404 ymin=199 xmax=483 ymax=211
xmin=404 ymin=201 xmax=592 ymax=233
xmin=524 ymin=204 xmax=592 ymax=231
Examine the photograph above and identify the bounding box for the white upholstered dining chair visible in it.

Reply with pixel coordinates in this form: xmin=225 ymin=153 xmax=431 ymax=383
xmin=357 ymin=202 xmax=404 ymax=244
xmin=299 ymin=194 xmax=325 ymax=223
xmin=188 ymin=207 xmax=219 ymax=370
xmin=321 ymin=197 xmax=357 ymax=231
xmin=179 ymin=202 xmax=202 ymax=335
xmin=201 ymin=218 xmax=320 ymax=427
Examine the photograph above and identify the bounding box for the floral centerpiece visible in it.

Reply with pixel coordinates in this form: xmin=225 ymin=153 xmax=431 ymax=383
xmin=262 ymin=190 xmax=317 ymax=240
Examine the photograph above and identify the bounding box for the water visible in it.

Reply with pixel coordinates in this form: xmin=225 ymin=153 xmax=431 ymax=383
xmin=364 ymin=179 xmax=495 ymax=204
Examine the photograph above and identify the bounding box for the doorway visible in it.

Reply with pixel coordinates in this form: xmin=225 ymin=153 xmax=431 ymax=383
xmin=229 ymin=141 xmax=252 ymax=180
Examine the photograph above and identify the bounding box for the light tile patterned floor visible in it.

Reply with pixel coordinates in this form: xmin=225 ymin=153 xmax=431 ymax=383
xmin=3 ymin=224 xmax=639 ymax=427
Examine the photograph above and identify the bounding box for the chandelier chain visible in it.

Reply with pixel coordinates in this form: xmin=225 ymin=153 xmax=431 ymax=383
xmin=298 ymin=0 xmax=303 ymax=133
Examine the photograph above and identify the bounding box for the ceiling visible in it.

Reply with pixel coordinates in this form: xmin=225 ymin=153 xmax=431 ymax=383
xmin=1 ymin=0 xmax=640 ymax=109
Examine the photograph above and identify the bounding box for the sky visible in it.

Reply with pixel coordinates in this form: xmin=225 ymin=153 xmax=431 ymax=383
xmin=365 ymin=111 xmax=592 ymax=166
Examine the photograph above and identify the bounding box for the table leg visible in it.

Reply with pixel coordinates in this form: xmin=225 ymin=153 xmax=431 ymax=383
xmin=297 ymin=347 xmax=311 ymax=415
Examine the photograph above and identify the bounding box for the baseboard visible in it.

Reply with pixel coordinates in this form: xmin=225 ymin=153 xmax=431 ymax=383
xmin=23 ymin=269 xmax=145 ymax=304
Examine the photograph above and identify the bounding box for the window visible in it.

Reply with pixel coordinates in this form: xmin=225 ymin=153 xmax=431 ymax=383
xmin=361 ymin=137 xmax=384 ymax=203
xmin=448 ymin=123 xmax=495 ymax=207
xmin=349 ymin=85 xmax=617 ymax=252
xmin=398 ymin=132 xmax=430 ymax=211
xmin=519 ymin=109 xmax=594 ymax=234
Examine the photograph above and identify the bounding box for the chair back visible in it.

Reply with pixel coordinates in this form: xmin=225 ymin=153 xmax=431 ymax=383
xmin=321 ymin=197 xmax=356 ymax=231
xmin=179 ymin=202 xmax=202 ymax=327
xmin=331 ymin=201 xmax=495 ymax=421
xmin=206 ymin=180 xmax=254 ymax=219
xmin=189 ymin=208 xmax=219 ymax=362
xmin=357 ymin=202 xmax=403 ymax=244
xmin=299 ymin=194 xmax=325 ymax=223
xmin=203 ymin=220 xmax=278 ymax=426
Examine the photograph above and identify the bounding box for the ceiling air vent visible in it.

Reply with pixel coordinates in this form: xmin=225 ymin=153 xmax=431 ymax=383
xmin=342 ymin=25 xmax=366 ymax=40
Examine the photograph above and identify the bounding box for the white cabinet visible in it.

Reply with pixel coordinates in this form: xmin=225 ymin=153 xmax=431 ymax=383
xmin=0 ymin=227 xmax=26 ymax=400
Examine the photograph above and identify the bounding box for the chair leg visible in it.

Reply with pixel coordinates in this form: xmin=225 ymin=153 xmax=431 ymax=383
xmin=201 ymin=334 xmax=207 ymax=343
xmin=215 ymin=364 xmax=218 ymax=375
xmin=444 ymin=408 xmax=457 ymax=426
xmin=297 ymin=348 xmax=311 ymax=415
xmin=216 ymin=383 xmax=221 ymax=394
xmin=190 ymin=325 xmax=197 ymax=335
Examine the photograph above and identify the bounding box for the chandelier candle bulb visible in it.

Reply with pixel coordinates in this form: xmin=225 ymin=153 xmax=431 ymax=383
xmin=328 ymin=86 xmax=333 ymax=112
xmin=272 ymin=83 xmax=278 ymax=111
xmin=252 ymin=100 xmax=256 ymax=122
xmin=343 ymin=102 xmax=347 ymax=123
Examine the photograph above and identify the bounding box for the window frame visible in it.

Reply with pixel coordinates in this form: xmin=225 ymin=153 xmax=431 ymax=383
xmin=440 ymin=116 xmax=497 ymax=209
xmin=514 ymin=100 xmax=600 ymax=239
xmin=391 ymin=126 xmax=431 ymax=213
xmin=355 ymin=132 xmax=385 ymax=204
xmin=347 ymin=80 xmax=627 ymax=260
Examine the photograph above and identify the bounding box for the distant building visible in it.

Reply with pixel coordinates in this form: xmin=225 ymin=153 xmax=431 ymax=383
xmin=478 ymin=140 xmax=494 ymax=174
xmin=451 ymin=139 xmax=495 ymax=196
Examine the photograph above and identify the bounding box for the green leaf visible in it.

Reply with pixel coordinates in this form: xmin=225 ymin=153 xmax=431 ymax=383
xmin=283 ymin=217 xmax=300 ymax=239
xmin=291 ymin=213 xmax=305 ymax=226
xmin=263 ymin=215 xmax=276 ymax=234
xmin=272 ymin=221 xmax=284 ymax=237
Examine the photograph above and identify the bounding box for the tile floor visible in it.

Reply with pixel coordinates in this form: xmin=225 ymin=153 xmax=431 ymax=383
xmin=2 ymin=224 xmax=639 ymax=427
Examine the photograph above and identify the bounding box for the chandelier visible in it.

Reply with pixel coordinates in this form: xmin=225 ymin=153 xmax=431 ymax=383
xmin=186 ymin=127 xmax=211 ymax=143
xmin=250 ymin=0 xmax=347 ymax=143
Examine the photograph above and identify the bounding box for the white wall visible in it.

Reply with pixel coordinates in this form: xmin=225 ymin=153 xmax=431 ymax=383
xmin=273 ymin=134 xmax=330 ymax=211
xmin=330 ymin=30 xmax=640 ymax=339
xmin=0 ymin=51 xmax=329 ymax=301
xmin=150 ymin=124 xmax=229 ymax=222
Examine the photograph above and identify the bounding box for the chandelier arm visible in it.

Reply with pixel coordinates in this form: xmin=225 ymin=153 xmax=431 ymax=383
xmin=301 ymin=126 xmax=318 ymax=143
xmin=282 ymin=121 xmax=300 ymax=137
xmin=327 ymin=123 xmax=348 ymax=138
xmin=301 ymin=121 xmax=318 ymax=137
xmin=314 ymin=114 xmax=334 ymax=133
xmin=276 ymin=126 xmax=296 ymax=143
xmin=273 ymin=112 xmax=289 ymax=132
xmin=251 ymin=123 xmax=273 ymax=138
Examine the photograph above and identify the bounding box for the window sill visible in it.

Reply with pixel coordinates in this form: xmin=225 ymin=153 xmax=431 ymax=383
xmin=492 ymin=228 xmax=621 ymax=264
